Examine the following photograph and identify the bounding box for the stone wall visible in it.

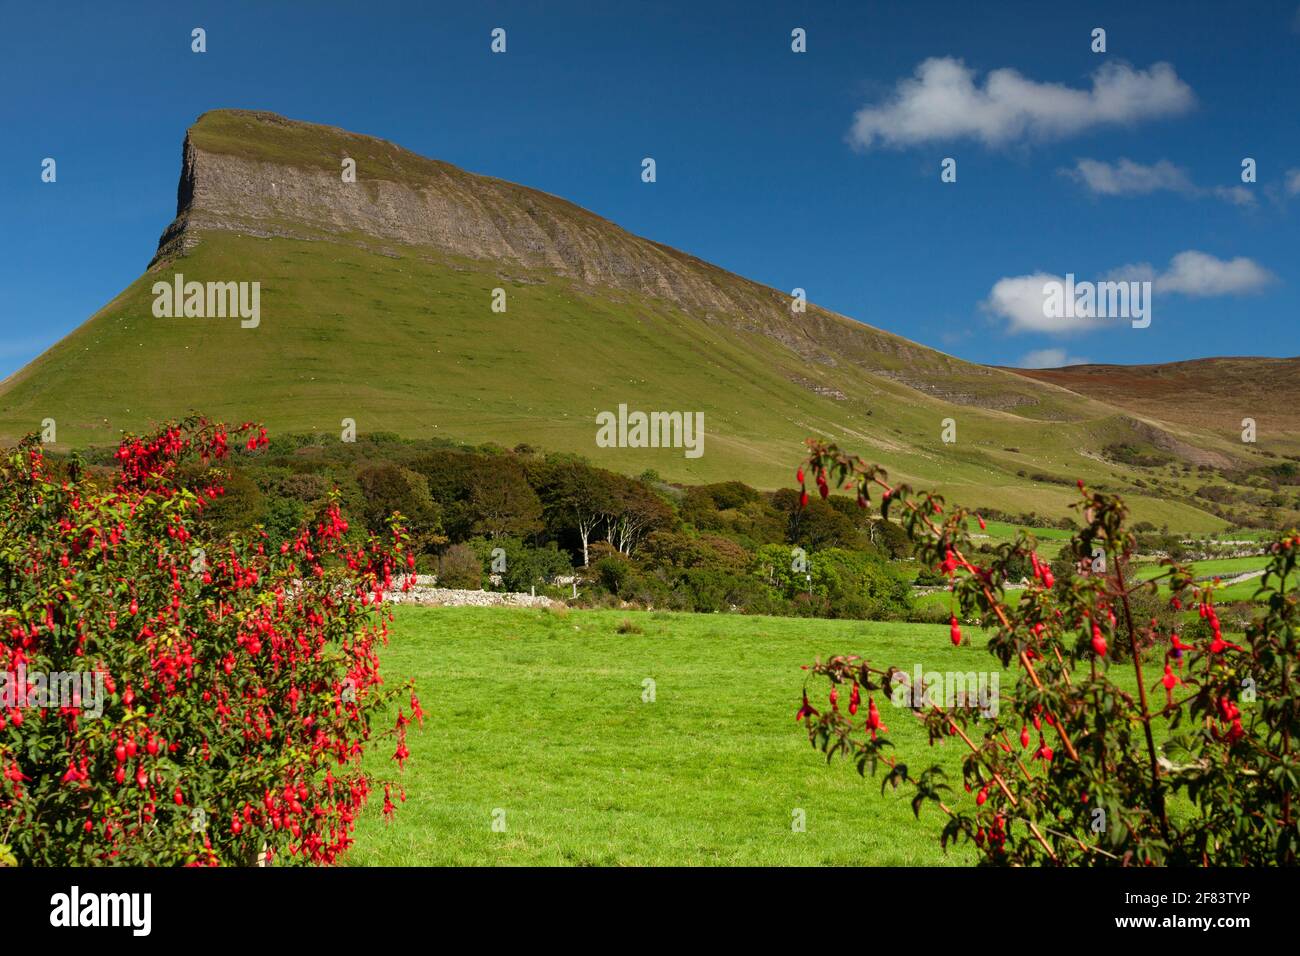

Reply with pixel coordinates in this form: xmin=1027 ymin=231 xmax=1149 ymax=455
xmin=383 ymin=577 xmax=562 ymax=609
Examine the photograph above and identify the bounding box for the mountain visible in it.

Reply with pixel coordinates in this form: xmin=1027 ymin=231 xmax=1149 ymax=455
xmin=0 ymin=110 xmax=1290 ymax=530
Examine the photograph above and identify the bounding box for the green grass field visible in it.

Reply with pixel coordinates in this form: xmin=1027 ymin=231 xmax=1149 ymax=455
xmin=1131 ymin=555 xmax=1269 ymax=583
xmin=344 ymin=604 xmax=1208 ymax=866
xmin=346 ymin=607 xmax=999 ymax=865
xmin=1130 ymin=555 xmax=1274 ymax=605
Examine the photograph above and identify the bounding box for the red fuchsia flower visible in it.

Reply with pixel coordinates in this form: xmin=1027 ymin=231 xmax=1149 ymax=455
xmin=949 ymin=616 xmax=962 ymax=647
xmin=795 ymin=690 xmax=819 ymax=723
xmin=1091 ymin=623 xmax=1108 ymax=658
xmin=976 ymin=786 xmax=988 ymax=806
xmin=866 ymin=697 xmax=886 ymax=738
xmin=1226 ymin=718 xmax=1246 ymax=745
xmin=828 ymin=687 xmax=839 ymax=711
xmin=1034 ymin=741 xmax=1054 ymax=762
xmin=1161 ymin=664 xmax=1181 ymax=706
xmin=1209 ymin=634 xmax=1242 ymax=654
xmin=848 ymin=682 xmax=860 ymax=716
xmin=976 ymin=514 xmax=986 ymax=530
xmin=410 ymin=691 xmax=425 ymax=727
xmin=1019 ymin=725 xmax=1030 ymax=749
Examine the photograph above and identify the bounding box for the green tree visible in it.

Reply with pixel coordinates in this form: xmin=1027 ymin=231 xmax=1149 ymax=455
xmin=531 ymin=459 xmax=618 ymax=566
xmin=469 ymin=464 xmax=543 ymax=539
xmin=356 ymin=463 xmax=442 ymax=549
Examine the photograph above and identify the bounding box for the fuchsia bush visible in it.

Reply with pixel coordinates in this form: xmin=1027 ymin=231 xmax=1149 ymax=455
xmin=0 ymin=417 xmax=420 ymax=865
xmin=796 ymin=439 xmax=1300 ymax=866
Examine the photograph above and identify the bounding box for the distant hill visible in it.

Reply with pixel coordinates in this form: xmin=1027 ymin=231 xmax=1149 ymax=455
xmin=1 ymin=109 xmax=1292 ymax=530
xmin=1006 ymin=358 xmax=1300 ymax=438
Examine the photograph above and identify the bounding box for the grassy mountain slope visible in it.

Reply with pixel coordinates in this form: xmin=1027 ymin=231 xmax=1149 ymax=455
xmin=1 ymin=110 xmax=1283 ymax=531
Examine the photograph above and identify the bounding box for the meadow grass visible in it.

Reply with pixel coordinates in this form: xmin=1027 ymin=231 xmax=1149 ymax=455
xmin=346 ymin=607 xmax=999 ymax=865
xmin=1131 ymin=555 xmax=1270 ymax=583
xmin=346 ymin=605 xmax=1191 ymax=866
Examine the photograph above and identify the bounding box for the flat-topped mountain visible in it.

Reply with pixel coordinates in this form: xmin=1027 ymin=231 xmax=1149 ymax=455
xmin=150 ymin=110 xmax=1031 ymax=397
xmin=1 ymin=110 xmax=1290 ymax=529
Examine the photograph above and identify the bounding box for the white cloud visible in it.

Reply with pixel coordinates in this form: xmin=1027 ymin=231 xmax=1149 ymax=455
xmin=983 ymin=273 xmax=1111 ymax=335
xmin=1210 ymin=185 xmax=1257 ymax=207
xmin=1066 ymin=158 xmax=1193 ymax=195
xmin=1153 ymin=250 xmax=1275 ymax=296
xmin=984 ymin=251 xmax=1274 ymax=336
xmin=1286 ymin=168 xmax=1300 ymax=196
xmin=849 ymin=58 xmax=1194 ymax=150
xmin=1018 ymin=348 xmax=1088 ymax=368
xmin=1064 ymin=158 xmax=1255 ymax=205
xmin=1102 ymin=262 xmax=1157 ymax=284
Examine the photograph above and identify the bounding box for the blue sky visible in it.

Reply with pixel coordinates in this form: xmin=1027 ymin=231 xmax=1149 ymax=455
xmin=2 ymin=0 xmax=1298 ymax=380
